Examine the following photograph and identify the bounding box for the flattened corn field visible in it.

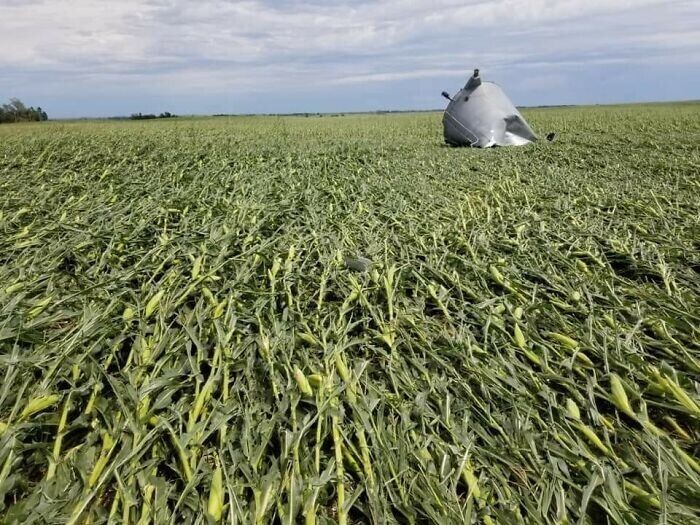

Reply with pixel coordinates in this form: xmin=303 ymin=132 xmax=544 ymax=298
xmin=1 ymin=103 xmax=700 ymax=524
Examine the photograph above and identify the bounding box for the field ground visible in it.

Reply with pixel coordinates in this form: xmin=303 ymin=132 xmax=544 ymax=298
xmin=1 ymin=103 xmax=699 ymax=523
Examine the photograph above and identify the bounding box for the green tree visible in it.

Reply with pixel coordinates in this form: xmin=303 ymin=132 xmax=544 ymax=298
xmin=0 ymin=98 xmax=48 ymax=123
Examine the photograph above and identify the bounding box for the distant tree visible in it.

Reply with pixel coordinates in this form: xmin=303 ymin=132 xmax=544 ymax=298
xmin=9 ymin=98 xmax=27 ymax=117
xmin=130 ymin=111 xmax=175 ymax=120
xmin=0 ymin=98 xmax=47 ymax=123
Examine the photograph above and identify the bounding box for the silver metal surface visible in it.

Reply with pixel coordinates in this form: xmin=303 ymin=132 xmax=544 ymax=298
xmin=443 ymin=70 xmax=537 ymax=147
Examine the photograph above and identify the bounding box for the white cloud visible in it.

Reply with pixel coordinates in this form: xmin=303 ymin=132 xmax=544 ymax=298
xmin=1 ymin=0 xmax=698 ymax=111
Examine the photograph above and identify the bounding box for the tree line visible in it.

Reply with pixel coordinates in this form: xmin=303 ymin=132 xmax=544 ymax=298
xmin=0 ymin=98 xmax=48 ymax=123
xmin=130 ymin=111 xmax=176 ymax=120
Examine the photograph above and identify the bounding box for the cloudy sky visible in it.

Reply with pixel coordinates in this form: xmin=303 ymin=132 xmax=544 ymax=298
xmin=2 ymin=0 xmax=699 ymax=118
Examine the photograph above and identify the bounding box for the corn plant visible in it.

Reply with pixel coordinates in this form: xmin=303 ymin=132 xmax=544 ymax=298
xmin=0 ymin=104 xmax=699 ymax=523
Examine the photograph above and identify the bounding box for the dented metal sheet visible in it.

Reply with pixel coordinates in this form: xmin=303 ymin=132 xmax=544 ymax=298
xmin=442 ymin=69 xmax=537 ymax=147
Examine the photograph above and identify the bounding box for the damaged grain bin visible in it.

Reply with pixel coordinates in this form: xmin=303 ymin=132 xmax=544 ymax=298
xmin=442 ymin=69 xmax=537 ymax=147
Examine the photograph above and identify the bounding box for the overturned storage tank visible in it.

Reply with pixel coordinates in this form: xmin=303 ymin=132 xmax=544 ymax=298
xmin=442 ymin=69 xmax=537 ymax=147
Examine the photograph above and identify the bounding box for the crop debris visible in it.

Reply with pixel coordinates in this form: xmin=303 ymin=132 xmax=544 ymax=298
xmin=1 ymin=104 xmax=699 ymax=523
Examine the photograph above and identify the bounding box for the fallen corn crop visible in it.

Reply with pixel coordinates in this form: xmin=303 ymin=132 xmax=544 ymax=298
xmin=1 ymin=104 xmax=699 ymax=523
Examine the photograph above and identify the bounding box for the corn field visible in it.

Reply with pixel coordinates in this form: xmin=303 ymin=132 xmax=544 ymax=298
xmin=1 ymin=104 xmax=699 ymax=524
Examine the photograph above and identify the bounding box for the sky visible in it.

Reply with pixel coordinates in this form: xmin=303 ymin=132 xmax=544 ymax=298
xmin=1 ymin=0 xmax=699 ymax=118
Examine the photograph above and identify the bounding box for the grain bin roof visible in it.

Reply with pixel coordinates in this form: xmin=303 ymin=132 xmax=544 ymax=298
xmin=442 ymin=69 xmax=537 ymax=147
